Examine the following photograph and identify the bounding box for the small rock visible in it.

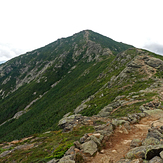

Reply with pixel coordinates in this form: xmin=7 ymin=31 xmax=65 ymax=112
xmin=123 ymin=128 xmax=129 ymax=134
xmin=112 ymin=119 xmax=127 ymax=126
xmin=93 ymin=133 xmax=101 ymax=138
xmin=112 ymin=149 xmax=117 ymax=153
xmin=74 ymin=148 xmax=80 ymax=153
xmin=124 ymin=122 xmax=131 ymax=130
xmin=117 ymin=159 xmax=131 ymax=163
xmin=47 ymin=158 xmax=58 ymax=163
xmin=80 ymin=134 xmax=88 ymax=144
xmin=130 ymin=139 xmax=142 ymax=148
xmin=74 ymin=141 xmax=81 ymax=149
xmin=136 ymin=113 xmax=146 ymax=118
xmin=130 ymin=118 xmax=138 ymax=124
xmin=160 ymin=151 xmax=163 ymax=159
xmin=152 ymin=118 xmax=163 ymax=128
xmin=65 ymin=146 xmax=75 ymax=156
xmin=148 ymin=156 xmax=163 ymax=163
xmin=58 ymin=155 xmax=75 ymax=163
xmin=100 ymin=149 xmax=105 ymax=154
xmin=120 ymin=117 xmax=129 ymax=121
xmin=87 ymin=133 xmax=93 ymax=137
xmin=130 ymin=158 xmax=143 ymax=163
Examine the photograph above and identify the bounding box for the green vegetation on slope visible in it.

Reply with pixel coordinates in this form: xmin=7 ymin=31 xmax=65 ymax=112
xmin=0 ymin=30 xmax=134 ymax=142
xmin=0 ymin=126 xmax=94 ymax=163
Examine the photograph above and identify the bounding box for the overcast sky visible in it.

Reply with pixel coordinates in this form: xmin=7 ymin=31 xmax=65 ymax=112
xmin=0 ymin=0 xmax=163 ymax=62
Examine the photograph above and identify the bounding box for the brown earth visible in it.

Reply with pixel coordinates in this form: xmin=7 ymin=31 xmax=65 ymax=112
xmin=88 ymin=116 xmax=159 ymax=163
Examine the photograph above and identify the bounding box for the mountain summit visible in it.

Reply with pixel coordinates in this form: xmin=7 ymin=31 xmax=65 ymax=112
xmin=0 ymin=30 xmax=134 ymax=140
xmin=1 ymin=30 xmax=163 ymax=162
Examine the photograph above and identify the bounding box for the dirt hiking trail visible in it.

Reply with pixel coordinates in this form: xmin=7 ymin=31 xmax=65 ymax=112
xmin=88 ymin=115 xmax=160 ymax=163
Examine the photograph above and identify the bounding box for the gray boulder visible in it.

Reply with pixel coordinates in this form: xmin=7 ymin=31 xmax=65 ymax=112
xmin=126 ymin=146 xmax=146 ymax=159
xmin=98 ymin=109 xmax=110 ymax=117
xmin=142 ymin=137 xmax=160 ymax=146
xmin=81 ymin=140 xmax=97 ymax=156
xmin=147 ymin=128 xmax=163 ymax=141
xmin=86 ymin=135 xmax=101 ymax=146
xmin=58 ymin=114 xmax=82 ymax=129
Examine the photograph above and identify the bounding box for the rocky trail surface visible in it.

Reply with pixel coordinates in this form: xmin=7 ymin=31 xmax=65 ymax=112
xmin=89 ymin=115 xmax=160 ymax=163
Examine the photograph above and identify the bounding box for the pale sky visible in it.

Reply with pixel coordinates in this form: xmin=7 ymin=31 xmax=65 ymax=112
xmin=0 ymin=0 xmax=163 ymax=62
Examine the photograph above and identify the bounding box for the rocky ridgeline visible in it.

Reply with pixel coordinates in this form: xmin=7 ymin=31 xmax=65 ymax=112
xmin=0 ymin=100 xmax=161 ymax=162
xmin=47 ymin=100 xmax=163 ymax=163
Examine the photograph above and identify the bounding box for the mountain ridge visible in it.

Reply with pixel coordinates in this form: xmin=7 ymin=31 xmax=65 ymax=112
xmin=0 ymin=30 xmax=163 ymax=162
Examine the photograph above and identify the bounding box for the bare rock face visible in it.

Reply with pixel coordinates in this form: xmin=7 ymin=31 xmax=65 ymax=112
xmin=144 ymin=57 xmax=163 ymax=69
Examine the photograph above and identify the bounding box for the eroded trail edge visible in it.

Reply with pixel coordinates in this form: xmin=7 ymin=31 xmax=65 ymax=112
xmin=89 ymin=116 xmax=159 ymax=163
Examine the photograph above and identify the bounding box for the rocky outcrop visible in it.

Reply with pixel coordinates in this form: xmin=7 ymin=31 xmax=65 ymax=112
xmin=58 ymin=113 xmax=111 ymax=132
xmin=55 ymin=97 xmax=163 ymax=163
xmin=144 ymin=56 xmax=163 ymax=69
xmin=56 ymin=108 xmax=150 ymax=162
xmin=125 ymin=125 xmax=163 ymax=162
xmin=0 ymin=143 xmax=35 ymax=158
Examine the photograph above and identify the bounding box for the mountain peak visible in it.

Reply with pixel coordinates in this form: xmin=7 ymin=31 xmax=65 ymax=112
xmin=0 ymin=30 xmax=134 ymax=141
xmin=1 ymin=30 xmax=163 ymax=162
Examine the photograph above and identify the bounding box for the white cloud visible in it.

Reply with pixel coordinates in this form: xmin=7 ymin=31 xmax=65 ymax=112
xmin=0 ymin=43 xmax=25 ymax=61
xmin=0 ymin=0 xmax=163 ymax=61
xmin=143 ymin=43 xmax=163 ymax=55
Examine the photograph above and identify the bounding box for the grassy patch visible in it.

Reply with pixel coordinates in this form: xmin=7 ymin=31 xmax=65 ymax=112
xmin=0 ymin=126 xmax=94 ymax=163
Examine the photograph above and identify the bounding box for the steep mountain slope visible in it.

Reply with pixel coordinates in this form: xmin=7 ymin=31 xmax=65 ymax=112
xmin=1 ymin=30 xmax=163 ymax=162
xmin=0 ymin=30 xmax=133 ymax=141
